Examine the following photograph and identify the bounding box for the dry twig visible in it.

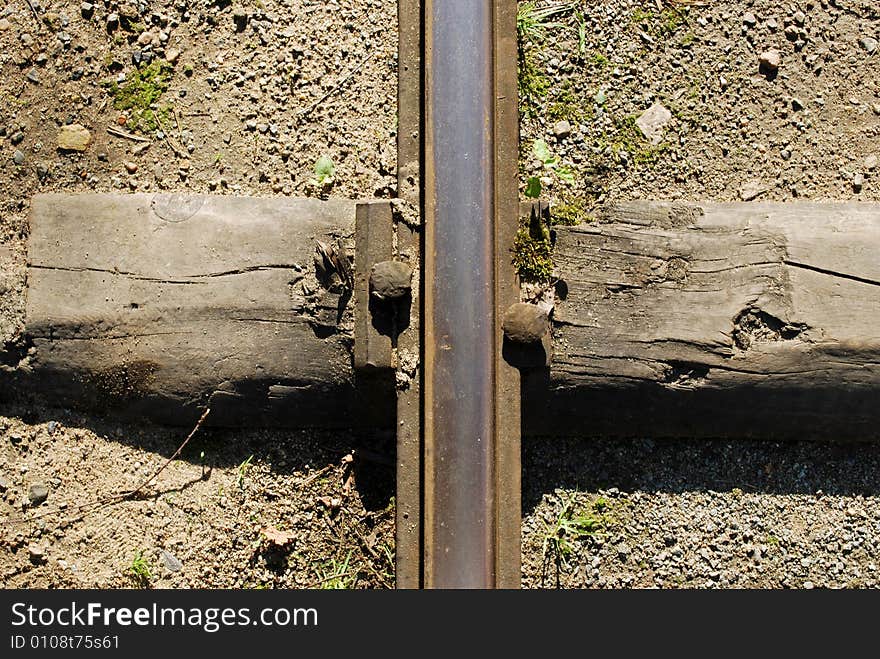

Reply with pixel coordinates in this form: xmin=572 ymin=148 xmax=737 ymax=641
xmin=298 ymin=53 xmax=374 ymax=119
xmin=107 ymin=126 xmax=151 ymax=143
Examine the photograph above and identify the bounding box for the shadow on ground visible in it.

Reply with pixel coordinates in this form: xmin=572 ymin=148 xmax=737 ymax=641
xmin=0 ymin=398 xmax=396 ymax=512
xmin=522 ymin=435 xmax=880 ymax=514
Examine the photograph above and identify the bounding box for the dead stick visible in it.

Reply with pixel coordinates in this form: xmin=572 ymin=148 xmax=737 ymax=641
xmin=107 ymin=126 xmax=151 ymax=143
xmin=121 ymin=408 xmax=210 ymax=499
xmin=153 ymin=112 xmax=186 ymax=157
xmin=26 ymin=408 xmax=210 ymax=521
xmin=24 ymin=0 xmax=42 ymax=26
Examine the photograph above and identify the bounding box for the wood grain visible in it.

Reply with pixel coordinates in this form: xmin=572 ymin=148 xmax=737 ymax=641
xmin=14 ymin=193 xmax=394 ymax=428
xmin=523 ymin=201 xmax=880 ymax=441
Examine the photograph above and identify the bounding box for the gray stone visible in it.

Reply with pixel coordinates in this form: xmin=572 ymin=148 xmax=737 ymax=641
xmin=0 ymin=475 xmax=9 ymax=491
xmin=370 ymin=260 xmax=412 ymax=301
xmin=106 ymin=12 xmax=118 ymax=30
xmin=864 ymin=155 xmax=878 ymax=171
xmin=80 ymin=2 xmax=94 ymax=18
xmin=502 ymin=303 xmax=549 ymax=344
xmin=10 ymin=131 xmax=24 ymax=145
xmin=742 ymin=12 xmax=757 ymax=27
xmin=28 ymin=483 xmax=49 ymax=506
xmin=57 ymin=124 xmax=91 ymax=151
xmin=635 ymin=103 xmax=672 ymax=145
xmin=26 ymin=69 xmax=40 ymax=84
xmin=860 ymin=37 xmax=878 ymax=55
xmin=159 ymin=549 xmax=182 ymax=572
xmin=553 ymin=120 xmax=571 ymax=139
xmin=12 ymin=150 xmax=25 ymax=166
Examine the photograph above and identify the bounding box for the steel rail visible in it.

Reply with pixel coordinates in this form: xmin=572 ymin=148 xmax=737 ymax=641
xmin=423 ymin=0 xmax=515 ymax=589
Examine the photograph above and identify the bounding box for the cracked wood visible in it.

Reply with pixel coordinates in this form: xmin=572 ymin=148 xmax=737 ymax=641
xmin=525 ymin=201 xmax=880 ymax=441
xmin=16 ymin=193 xmax=394 ymax=428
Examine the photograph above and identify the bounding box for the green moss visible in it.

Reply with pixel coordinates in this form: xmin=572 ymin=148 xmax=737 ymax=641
xmin=551 ymin=199 xmax=593 ymax=226
xmin=545 ymin=80 xmax=589 ymax=124
xmin=602 ymin=115 xmax=668 ymax=168
xmin=588 ymin=51 xmax=610 ymax=68
xmin=103 ymin=60 xmax=174 ymax=132
xmin=518 ymin=48 xmax=550 ymax=118
xmin=630 ymin=6 xmax=689 ymax=38
xmin=512 ymin=222 xmax=553 ymax=283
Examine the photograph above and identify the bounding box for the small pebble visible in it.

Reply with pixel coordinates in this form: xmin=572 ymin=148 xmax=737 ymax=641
xmin=28 ymin=483 xmax=49 ymax=506
xmin=123 ymin=161 xmax=138 ymax=174
xmin=28 ymin=545 xmax=46 ymax=564
xmin=12 ymin=149 xmax=25 ymax=165
xmin=553 ymin=120 xmax=572 ymax=139
xmin=853 ymin=172 xmax=864 ymax=193
xmin=759 ymin=49 xmax=782 ymax=73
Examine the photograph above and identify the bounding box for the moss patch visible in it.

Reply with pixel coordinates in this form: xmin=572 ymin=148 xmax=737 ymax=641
xmin=551 ymin=198 xmax=593 ymax=226
xmin=518 ymin=48 xmax=551 ymax=119
xmin=103 ymin=60 xmax=174 ymax=132
xmin=512 ymin=219 xmax=553 ymax=283
xmin=631 ymin=6 xmax=689 ymax=39
xmin=602 ymin=115 xmax=668 ymax=167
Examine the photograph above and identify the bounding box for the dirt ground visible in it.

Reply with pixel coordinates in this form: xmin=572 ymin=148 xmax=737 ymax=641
xmin=2 ymin=0 xmax=880 ymax=589
xmin=1 ymin=0 xmax=398 ymax=589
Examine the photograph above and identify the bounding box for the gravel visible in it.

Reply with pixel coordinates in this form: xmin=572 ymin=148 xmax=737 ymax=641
xmin=522 ymin=437 xmax=880 ymax=588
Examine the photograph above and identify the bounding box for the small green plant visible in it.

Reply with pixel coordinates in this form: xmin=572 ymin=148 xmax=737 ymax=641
xmin=317 ymin=551 xmax=356 ymax=589
xmin=574 ymin=9 xmax=587 ymax=56
xmin=310 ymin=155 xmax=335 ymax=188
xmin=237 ymin=454 xmax=254 ymax=489
xmin=516 ymin=1 xmax=573 ymax=43
xmin=128 ymin=550 xmax=152 ymax=588
xmin=525 ymin=139 xmax=577 ymax=199
xmin=542 ymin=494 xmax=614 ymax=564
xmin=524 ymin=176 xmax=542 ymax=199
